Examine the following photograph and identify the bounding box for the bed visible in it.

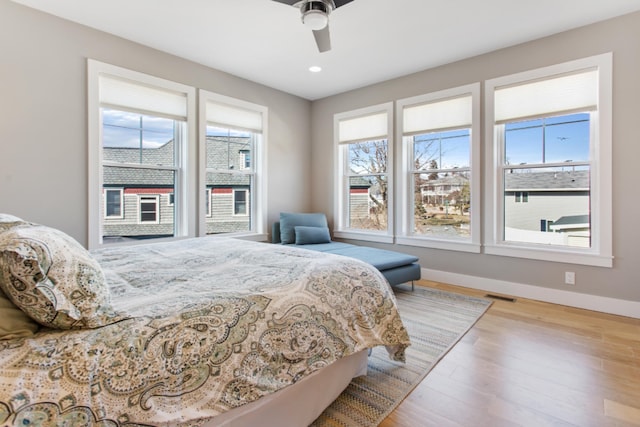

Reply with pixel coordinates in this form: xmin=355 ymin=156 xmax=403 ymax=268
xmin=0 ymin=215 xmax=410 ymax=427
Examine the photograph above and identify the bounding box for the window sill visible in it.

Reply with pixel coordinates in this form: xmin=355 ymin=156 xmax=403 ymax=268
xmin=396 ymin=236 xmax=481 ymax=253
xmin=484 ymin=243 xmax=613 ymax=268
xmin=333 ymin=230 xmax=394 ymax=244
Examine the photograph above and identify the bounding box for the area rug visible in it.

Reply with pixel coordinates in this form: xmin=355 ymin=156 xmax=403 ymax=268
xmin=311 ymin=285 xmax=492 ymax=426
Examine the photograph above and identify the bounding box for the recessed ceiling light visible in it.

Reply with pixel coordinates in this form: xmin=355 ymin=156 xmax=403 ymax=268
xmin=309 ymin=66 xmax=322 ymax=73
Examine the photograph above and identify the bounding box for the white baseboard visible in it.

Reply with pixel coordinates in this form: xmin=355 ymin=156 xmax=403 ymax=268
xmin=422 ymin=268 xmax=640 ymax=319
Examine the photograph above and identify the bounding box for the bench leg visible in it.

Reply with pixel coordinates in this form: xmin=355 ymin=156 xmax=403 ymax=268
xmin=411 ymin=281 xmax=414 ymax=291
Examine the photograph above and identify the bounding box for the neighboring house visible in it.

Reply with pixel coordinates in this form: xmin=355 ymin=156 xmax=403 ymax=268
xmin=102 ymin=136 xmax=252 ymax=239
xmin=348 ymin=176 xmax=373 ymax=225
xmin=420 ymin=174 xmax=469 ymax=208
xmin=503 ymin=169 xmax=590 ymax=246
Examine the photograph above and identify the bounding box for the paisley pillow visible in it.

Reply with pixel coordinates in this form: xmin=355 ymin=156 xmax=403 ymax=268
xmin=0 ymin=213 xmax=31 ymax=233
xmin=0 ymin=224 xmax=119 ymax=329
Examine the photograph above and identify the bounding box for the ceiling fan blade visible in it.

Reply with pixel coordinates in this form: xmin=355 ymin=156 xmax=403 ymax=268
xmin=271 ymin=0 xmax=300 ymax=5
xmin=313 ymin=26 xmax=331 ymax=52
xmin=333 ymin=0 xmax=354 ymax=8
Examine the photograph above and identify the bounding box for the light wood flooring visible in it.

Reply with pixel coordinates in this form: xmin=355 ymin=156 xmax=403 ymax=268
xmin=380 ymin=280 xmax=640 ymax=427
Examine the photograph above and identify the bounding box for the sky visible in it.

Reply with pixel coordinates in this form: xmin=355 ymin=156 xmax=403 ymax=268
xmin=103 ymin=108 xmax=590 ymax=172
xmin=102 ymin=109 xmax=250 ymax=149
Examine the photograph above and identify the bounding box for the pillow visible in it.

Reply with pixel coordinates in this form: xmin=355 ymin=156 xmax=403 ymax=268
xmin=0 ymin=289 xmax=38 ymax=340
xmin=279 ymin=212 xmax=328 ymax=244
xmin=0 ymin=224 xmax=118 ymax=329
xmin=294 ymin=226 xmax=331 ymax=245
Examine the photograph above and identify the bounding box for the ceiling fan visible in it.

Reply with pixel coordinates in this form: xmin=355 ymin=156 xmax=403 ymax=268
xmin=272 ymin=0 xmax=355 ymax=52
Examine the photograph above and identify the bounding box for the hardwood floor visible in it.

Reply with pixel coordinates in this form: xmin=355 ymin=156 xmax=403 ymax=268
xmin=380 ymin=280 xmax=640 ymax=427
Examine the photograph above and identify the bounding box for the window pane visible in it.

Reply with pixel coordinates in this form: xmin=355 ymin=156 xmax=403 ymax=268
xmin=206 ymin=173 xmax=251 ymax=234
xmin=348 ymin=175 xmax=387 ymax=231
xmin=505 ymin=119 xmax=544 ymax=165
xmin=348 ymin=140 xmax=387 ymax=174
xmin=414 ymin=130 xmax=470 ymax=170
xmin=234 ymin=190 xmax=247 ymax=215
xmin=544 ymin=113 xmax=590 ymax=163
xmin=413 ymin=171 xmax=471 ymax=239
xmin=105 ymin=189 xmax=121 ymax=217
xmin=102 ymin=108 xmax=176 ymax=166
xmin=505 ymin=113 xmax=590 ymax=165
xmin=206 ymin=126 xmax=253 ymax=171
xmin=503 ymin=166 xmax=591 ymax=248
xmin=101 ymin=166 xmax=175 ymax=243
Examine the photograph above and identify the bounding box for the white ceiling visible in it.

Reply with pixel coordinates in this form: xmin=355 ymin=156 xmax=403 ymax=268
xmin=11 ymin=0 xmax=640 ymax=100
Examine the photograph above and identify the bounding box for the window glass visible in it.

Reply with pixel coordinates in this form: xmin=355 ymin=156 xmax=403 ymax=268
xmin=410 ymin=129 xmax=471 ymax=240
xmin=104 ymin=189 xmax=122 ymax=218
xmin=102 ymin=109 xmax=175 ymax=166
xmin=348 ymin=174 xmax=387 ymax=231
xmin=101 ymin=164 xmax=175 ymax=243
xmin=346 ymin=140 xmax=388 ymax=232
xmin=205 ymin=126 xmax=255 ymax=234
xmin=101 ymin=108 xmax=180 ymax=243
xmin=234 ymin=190 xmax=248 ymax=215
xmin=502 ymin=113 xmax=591 ymax=248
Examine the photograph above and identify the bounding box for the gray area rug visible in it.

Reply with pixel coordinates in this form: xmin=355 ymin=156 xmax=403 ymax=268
xmin=311 ymin=285 xmax=492 ymax=426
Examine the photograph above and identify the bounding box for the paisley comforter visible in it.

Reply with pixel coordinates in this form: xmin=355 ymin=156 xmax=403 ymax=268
xmin=0 ymin=237 xmax=410 ymax=426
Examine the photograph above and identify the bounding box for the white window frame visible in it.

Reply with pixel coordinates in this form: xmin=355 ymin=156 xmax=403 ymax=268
xmin=103 ymin=188 xmax=124 ymax=219
xmin=198 ymin=90 xmax=267 ymax=240
xmin=87 ymin=59 xmax=197 ymax=249
xmin=138 ymin=195 xmax=160 ymax=224
xmin=396 ymin=83 xmax=481 ymax=253
xmin=334 ymin=103 xmax=394 ymax=243
xmin=484 ymin=53 xmax=613 ymax=267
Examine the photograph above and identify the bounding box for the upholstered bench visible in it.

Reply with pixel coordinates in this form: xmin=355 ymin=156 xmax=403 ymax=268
xmin=272 ymin=213 xmax=420 ymax=289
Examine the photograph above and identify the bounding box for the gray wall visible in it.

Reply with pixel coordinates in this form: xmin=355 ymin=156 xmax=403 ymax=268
xmin=0 ymin=1 xmax=311 ymax=245
xmin=1 ymin=2 xmax=638 ymax=303
xmin=310 ymin=12 xmax=640 ymax=303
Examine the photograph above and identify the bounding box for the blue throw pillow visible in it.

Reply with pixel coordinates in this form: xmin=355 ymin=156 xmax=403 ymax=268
xmin=294 ymin=226 xmax=331 ymax=245
xmin=279 ymin=213 xmax=328 ymax=244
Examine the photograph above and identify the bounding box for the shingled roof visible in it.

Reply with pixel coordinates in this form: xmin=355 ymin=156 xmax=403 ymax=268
xmin=103 ymin=136 xmax=252 ymax=187
xmin=504 ymin=170 xmax=589 ymax=191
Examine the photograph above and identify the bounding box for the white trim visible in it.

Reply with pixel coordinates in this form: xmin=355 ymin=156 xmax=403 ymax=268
xmin=87 ymin=59 xmax=196 ymax=249
xmin=334 ymin=102 xmax=394 ymax=238
xmin=103 ymin=188 xmax=124 ymax=219
xmin=484 ymin=53 xmax=612 ymax=267
xmin=138 ymin=195 xmax=160 ymax=224
xmin=396 ymin=83 xmax=481 ymax=251
xmin=396 ymin=236 xmax=481 ymax=253
xmin=422 ymin=268 xmax=640 ymax=319
xmin=198 ymin=89 xmax=268 ymax=237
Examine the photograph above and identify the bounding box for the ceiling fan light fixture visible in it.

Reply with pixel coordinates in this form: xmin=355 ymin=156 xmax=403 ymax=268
xmin=301 ymin=1 xmax=331 ymax=30
xmin=302 ymin=9 xmax=329 ymax=30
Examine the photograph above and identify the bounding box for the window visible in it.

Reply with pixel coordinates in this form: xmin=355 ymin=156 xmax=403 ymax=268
xmin=88 ymin=60 xmax=196 ymax=248
xmin=334 ymin=103 xmax=393 ymax=243
xmin=239 ymin=149 xmax=251 ymax=170
xmin=139 ymin=195 xmax=159 ymax=223
xmin=397 ymin=84 xmax=481 ymax=252
xmin=104 ymin=189 xmax=123 ymax=218
xmin=199 ymin=91 xmax=267 ymax=237
xmin=485 ymin=53 xmax=612 ymax=267
xmin=234 ymin=189 xmax=248 ymax=215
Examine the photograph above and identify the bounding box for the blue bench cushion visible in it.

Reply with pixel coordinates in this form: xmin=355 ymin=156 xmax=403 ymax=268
xmin=293 ymin=242 xmax=354 ymax=252
xmin=327 ymin=246 xmax=419 ymax=271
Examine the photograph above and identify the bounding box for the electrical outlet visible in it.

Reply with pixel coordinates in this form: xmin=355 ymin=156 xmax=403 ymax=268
xmin=565 ymin=271 xmax=575 ymax=285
